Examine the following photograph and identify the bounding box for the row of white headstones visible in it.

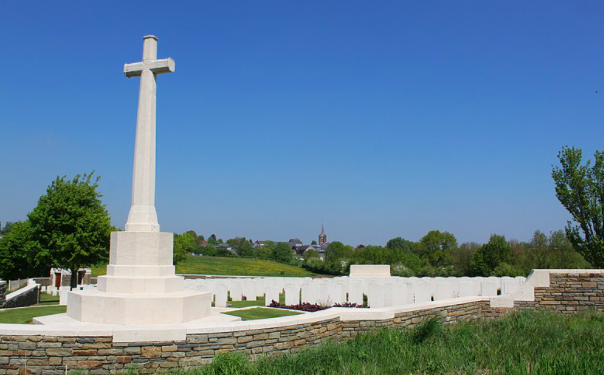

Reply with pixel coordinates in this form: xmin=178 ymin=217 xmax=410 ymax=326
xmin=184 ymin=276 xmax=527 ymax=309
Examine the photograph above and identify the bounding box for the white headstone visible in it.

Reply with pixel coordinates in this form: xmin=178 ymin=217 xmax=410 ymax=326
xmin=285 ymin=283 xmax=301 ymax=305
xmin=215 ymin=283 xmax=228 ymax=308
xmin=265 ymin=285 xmax=280 ymax=306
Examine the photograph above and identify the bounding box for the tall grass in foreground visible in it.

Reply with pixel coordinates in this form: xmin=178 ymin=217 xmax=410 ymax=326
xmin=170 ymin=309 xmax=604 ymax=375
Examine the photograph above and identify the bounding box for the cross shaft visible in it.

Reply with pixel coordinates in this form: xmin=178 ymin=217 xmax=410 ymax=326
xmin=124 ymin=35 xmax=175 ymax=232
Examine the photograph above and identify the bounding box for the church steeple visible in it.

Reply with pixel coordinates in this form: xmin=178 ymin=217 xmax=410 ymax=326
xmin=318 ymin=221 xmax=327 ymax=249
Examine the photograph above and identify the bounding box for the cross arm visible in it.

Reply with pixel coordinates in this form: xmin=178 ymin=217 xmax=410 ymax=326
xmin=124 ymin=58 xmax=176 ymax=78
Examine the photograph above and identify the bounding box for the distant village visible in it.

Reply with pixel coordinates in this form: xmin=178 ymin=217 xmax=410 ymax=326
xmin=197 ymin=224 xmax=330 ymax=259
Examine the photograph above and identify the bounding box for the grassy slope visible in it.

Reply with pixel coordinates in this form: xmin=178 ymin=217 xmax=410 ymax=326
xmin=182 ymin=309 xmax=604 ymax=375
xmin=0 ymin=306 xmax=67 ymax=324
xmin=224 ymin=308 xmax=302 ymax=321
xmin=93 ymin=256 xmax=314 ymax=277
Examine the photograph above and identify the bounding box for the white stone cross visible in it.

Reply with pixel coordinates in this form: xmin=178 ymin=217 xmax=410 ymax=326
xmin=123 ymin=35 xmax=175 ymax=232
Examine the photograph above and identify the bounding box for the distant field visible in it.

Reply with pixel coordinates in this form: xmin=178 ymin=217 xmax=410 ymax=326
xmin=92 ymin=256 xmax=315 ymax=277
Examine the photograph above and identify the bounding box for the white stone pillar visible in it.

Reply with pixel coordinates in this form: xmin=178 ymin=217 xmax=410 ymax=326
xmin=348 ymin=281 xmax=364 ymax=305
xmin=265 ymin=286 xmax=280 ymax=306
xmin=285 ymin=283 xmax=300 ymax=305
xmin=435 ymin=282 xmax=454 ymax=301
xmin=301 ymin=282 xmax=320 ymax=304
xmin=215 ymin=283 xmax=228 ymax=308
xmin=368 ymin=282 xmax=385 ymax=308
xmin=414 ymin=281 xmax=432 ymax=303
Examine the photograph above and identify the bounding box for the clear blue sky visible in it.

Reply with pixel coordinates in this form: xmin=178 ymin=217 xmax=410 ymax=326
xmin=1 ymin=1 xmax=603 ymax=246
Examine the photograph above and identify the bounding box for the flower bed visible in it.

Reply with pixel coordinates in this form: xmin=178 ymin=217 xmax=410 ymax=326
xmin=268 ymin=300 xmax=367 ymax=312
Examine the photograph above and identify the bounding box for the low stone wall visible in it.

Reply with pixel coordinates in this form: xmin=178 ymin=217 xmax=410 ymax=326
xmin=0 ymin=300 xmax=492 ymax=374
xmin=516 ymin=272 xmax=604 ymax=313
xmin=2 ymin=285 xmax=39 ymax=309
xmin=341 ymin=300 xmax=489 ymax=337
xmin=0 ymin=281 xmax=6 ymax=308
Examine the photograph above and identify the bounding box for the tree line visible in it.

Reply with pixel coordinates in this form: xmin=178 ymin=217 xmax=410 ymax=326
xmin=173 ymin=232 xmax=295 ymax=265
xmin=302 ymin=229 xmax=590 ymax=277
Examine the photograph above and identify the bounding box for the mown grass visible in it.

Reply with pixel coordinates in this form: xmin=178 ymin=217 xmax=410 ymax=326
xmin=229 ymin=294 xmax=286 ymax=308
xmin=93 ymin=256 xmax=315 ymax=277
xmin=0 ymin=306 xmax=67 ymax=324
xmin=171 ymin=309 xmax=604 ymax=375
xmin=224 ymin=308 xmax=302 ymax=321
xmin=37 ymin=292 xmax=60 ymax=306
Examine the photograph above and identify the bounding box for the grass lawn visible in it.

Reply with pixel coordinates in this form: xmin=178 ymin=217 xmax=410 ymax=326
xmin=229 ymin=293 xmax=286 ymax=308
xmin=37 ymin=292 xmax=60 ymax=306
xmin=0 ymin=306 xmax=67 ymax=324
xmin=224 ymin=307 xmax=302 ymax=321
xmin=181 ymin=309 xmax=604 ymax=374
xmin=93 ymin=256 xmax=315 ymax=277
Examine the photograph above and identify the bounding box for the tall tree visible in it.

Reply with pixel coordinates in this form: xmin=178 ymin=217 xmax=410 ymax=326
xmin=272 ymin=242 xmax=293 ymax=264
xmin=28 ymin=173 xmax=112 ymax=289
xmin=469 ymin=234 xmax=512 ymax=276
xmin=0 ymin=221 xmax=47 ymax=280
xmin=419 ymin=230 xmax=457 ymax=267
xmin=325 ymin=241 xmax=354 ymax=268
xmin=173 ymin=232 xmax=197 ymax=264
xmin=552 ymin=146 xmax=604 ymax=267
xmin=386 ymin=237 xmax=415 ymax=253
xmin=228 ymin=237 xmax=253 ymax=257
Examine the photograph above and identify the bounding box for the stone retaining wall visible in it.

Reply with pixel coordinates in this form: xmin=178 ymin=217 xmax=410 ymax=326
xmin=341 ymin=300 xmax=490 ymax=337
xmin=0 ymin=301 xmax=491 ymax=374
xmin=2 ymin=285 xmax=39 ymax=309
xmin=515 ymin=272 xmax=604 ymax=313
xmin=0 ymin=281 xmax=6 ymax=308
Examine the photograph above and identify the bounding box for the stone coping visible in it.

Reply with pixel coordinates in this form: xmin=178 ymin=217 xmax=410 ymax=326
xmin=5 ymin=282 xmax=37 ymax=300
xmin=0 ymin=296 xmax=490 ymax=342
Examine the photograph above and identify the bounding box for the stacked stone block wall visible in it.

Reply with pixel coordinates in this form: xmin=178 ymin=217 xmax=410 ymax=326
xmin=0 ymin=281 xmax=6 ymax=308
xmin=515 ymin=273 xmax=604 ymax=313
xmin=341 ymin=300 xmax=490 ymax=337
xmin=2 ymin=285 xmax=39 ymax=309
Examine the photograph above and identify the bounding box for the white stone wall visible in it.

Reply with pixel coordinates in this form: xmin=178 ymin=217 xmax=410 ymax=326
xmin=183 ymin=275 xmax=526 ymax=308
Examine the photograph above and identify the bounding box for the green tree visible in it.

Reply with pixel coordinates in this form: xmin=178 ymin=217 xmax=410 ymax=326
xmin=311 ymin=240 xmax=317 ymax=245
xmin=469 ymin=234 xmax=512 ymax=276
xmin=255 ymin=241 xmax=274 ymax=259
xmin=386 ymin=237 xmax=414 ymax=253
xmin=28 ymin=173 xmax=112 ymax=289
xmin=174 ymin=232 xmax=197 ymax=264
xmin=304 ymin=249 xmax=320 ymax=260
xmin=449 ymin=242 xmax=480 ymax=276
xmin=272 ymin=242 xmax=293 ymax=264
xmin=228 ymin=237 xmax=254 ymax=257
xmin=1 ymin=221 xmax=17 ymax=235
xmin=325 ymin=241 xmax=354 ymax=273
xmin=552 ymin=146 xmax=604 ymax=267
xmin=419 ymin=230 xmax=457 ymax=267
xmin=184 ymin=230 xmax=198 ymax=239
xmin=0 ymin=221 xmax=47 ymax=280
